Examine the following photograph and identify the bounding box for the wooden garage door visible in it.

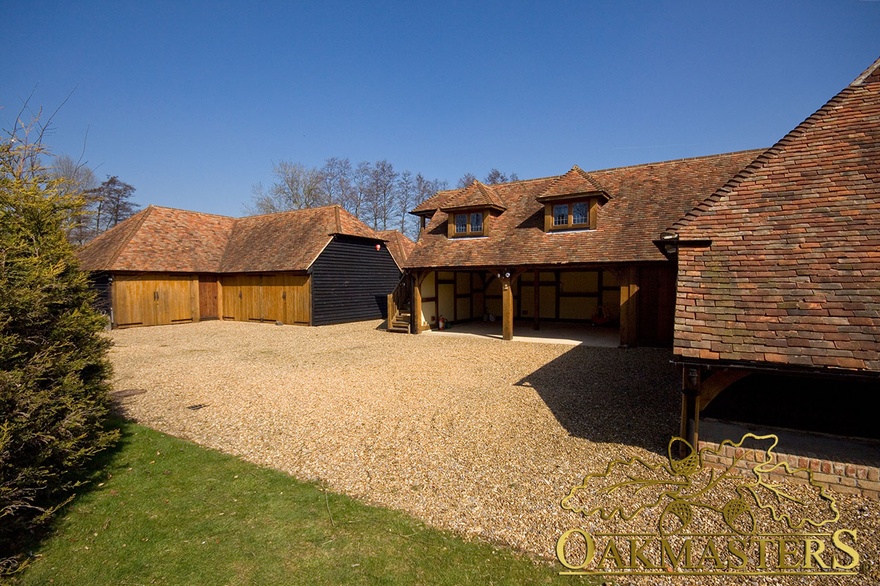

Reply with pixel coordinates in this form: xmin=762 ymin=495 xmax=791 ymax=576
xmin=220 ymin=274 xmax=310 ymax=325
xmin=113 ymin=275 xmax=198 ymax=327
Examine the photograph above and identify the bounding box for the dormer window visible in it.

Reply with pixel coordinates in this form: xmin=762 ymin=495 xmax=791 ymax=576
xmin=451 ymin=211 xmax=485 ymax=237
xmin=545 ymin=198 xmax=598 ymax=231
xmin=553 ymin=202 xmax=589 ymax=228
xmin=535 ymin=165 xmax=610 ymax=233
xmin=439 ymin=181 xmax=505 ymax=238
xmin=470 ymin=211 xmax=483 ymax=232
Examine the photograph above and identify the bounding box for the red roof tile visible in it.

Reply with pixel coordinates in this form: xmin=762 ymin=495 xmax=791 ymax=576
xmin=376 ymin=230 xmax=416 ymax=270
xmin=672 ymin=57 xmax=880 ymax=374
xmin=405 ymin=151 xmax=762 ymax=269
xmin=220 ymin=206 xmax=378 ymax=272
xmin=535 ymin=165 xmax=608 ymax=201
xmin=78 ymin=205 xmax=385 ymax=274
xmin=439 ymin=181 xmax=506 ymax=212
xmin=78 ymin=206 xmax=235 ymax=273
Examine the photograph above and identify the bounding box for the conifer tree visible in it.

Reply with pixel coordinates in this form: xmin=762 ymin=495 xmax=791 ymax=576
xmin=0 ymin=136 xmax=118 ymax=573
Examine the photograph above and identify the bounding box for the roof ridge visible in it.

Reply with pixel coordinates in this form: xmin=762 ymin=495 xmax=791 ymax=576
xmin=144 ymin=205 xmax=235 ymax=219
xmin=668 ymin=69 xmax=869 ymax=235
xmin=852 ymin=55 xmax=880 ymax=86
xmin=585 ymin=148 xmax=766 ymax=175
xmin=573 ymin=166 xmax=606 ymax=192
xmin=474 ymin=181 xmax=506 ymax=209
xmin=242 ymin=204 xmax=342 ymax=220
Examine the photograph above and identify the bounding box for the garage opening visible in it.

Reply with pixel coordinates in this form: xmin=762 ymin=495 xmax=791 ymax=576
xmin=703 ymin=372 xmax=879 ymax=441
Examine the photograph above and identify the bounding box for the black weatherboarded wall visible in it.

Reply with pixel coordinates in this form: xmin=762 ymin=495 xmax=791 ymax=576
xmin=310 ymin=235 xmax=402 ymax=326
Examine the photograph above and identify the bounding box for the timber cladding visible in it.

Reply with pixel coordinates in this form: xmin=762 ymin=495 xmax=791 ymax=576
xmin=112 ymin=274 xmax=200 ymax=328
xmin=310 ymin=236 xmax=402 ymax=326
xmin=220 ymin=274 xmax=310 ymax=325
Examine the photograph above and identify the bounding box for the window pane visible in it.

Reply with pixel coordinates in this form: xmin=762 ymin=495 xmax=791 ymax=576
xmin=553 ymin=204 xmax=568 ymax=226
xmin=470 ymin=212 xmax=483 ymax=233
xmin=455 ymin=214 xmax=468 ymax=233
xmin=573 ymin=202 xmax=588 ymax=225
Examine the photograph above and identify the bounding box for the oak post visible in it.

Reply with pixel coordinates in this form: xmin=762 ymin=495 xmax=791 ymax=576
xmin=532 ymin=269 xmax=540 ymax=330
xmin=502 ymin=276 xmax=514 ymax=340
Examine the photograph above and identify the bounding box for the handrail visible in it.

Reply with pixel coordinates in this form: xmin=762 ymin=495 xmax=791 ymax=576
xmin=387 ymin=272 xmax=413 ymax=331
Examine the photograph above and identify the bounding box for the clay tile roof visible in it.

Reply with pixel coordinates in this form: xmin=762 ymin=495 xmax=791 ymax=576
xmin=220 ymin=205 xmax=380 ymax=272
xmin=672 ymin=56 xmax=880 ymax=374
xmin=376 ymin=230 xmax=416 ymax=270
xmin=439 ymin=181 xmax=507 ymax=212
xmin=405 ymin=150 xmax=762 ymax=270
xmin=410 ymin=189 xmax=449 ymax=216
xmin=535 ymin=165 xmax=609 ymax=201
xmin=78 ymin=204 xmax=384 ymax=274
xmin=77 ymin=206 xmax=235 ymax=273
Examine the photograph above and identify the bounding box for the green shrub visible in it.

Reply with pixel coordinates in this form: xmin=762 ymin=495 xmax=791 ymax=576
xmin=0 ymin=139 xmax=119 ymax=574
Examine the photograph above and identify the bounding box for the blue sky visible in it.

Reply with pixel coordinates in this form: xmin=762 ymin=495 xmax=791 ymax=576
xmin=4 ymin=1 xmax=879 ymax=218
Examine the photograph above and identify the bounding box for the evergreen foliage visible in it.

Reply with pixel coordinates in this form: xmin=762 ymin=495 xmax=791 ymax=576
xmin=0 ymin=139 xmax=118 ymax=574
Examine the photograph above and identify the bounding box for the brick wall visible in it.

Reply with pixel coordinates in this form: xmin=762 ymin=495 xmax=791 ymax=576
xmin=698 ymin=440 xmax=880 ymax=500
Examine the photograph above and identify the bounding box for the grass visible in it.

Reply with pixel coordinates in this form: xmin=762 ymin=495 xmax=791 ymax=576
xmin=5 ymin=420 xmax=589 ymax=585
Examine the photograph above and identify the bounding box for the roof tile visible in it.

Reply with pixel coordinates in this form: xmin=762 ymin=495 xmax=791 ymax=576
xmin=405 ymin=151 xmax=761 ymax=269
xmin=78 ymin=205 xmax=394 ymax=274
xmin=672 ymin=56 xmax=880 ymax=375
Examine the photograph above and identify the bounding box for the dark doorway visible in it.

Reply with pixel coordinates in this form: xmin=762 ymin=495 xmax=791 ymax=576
xmin=703 ymin=373 xmax=879 ymax=440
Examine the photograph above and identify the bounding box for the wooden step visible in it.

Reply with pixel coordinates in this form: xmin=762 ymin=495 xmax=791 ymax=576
xmin=387 ymin=313 xmax=411 ymax=334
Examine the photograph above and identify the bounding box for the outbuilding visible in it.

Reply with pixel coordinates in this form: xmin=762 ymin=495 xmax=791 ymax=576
xmin=78 ymin=205 xmax=409 ymax=328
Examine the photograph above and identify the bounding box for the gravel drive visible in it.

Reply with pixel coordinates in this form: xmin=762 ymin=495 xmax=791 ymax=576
xmin=108 ymin=320 xmax=878 ymax=585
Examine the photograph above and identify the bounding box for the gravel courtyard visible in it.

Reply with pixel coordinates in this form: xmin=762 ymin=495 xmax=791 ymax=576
xmin=108 ymin=320 xmax=878 ymax=584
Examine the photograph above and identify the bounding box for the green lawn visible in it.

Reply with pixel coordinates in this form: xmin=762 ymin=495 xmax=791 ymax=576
xmin=5 ymin=421 xmax=589 ymax=585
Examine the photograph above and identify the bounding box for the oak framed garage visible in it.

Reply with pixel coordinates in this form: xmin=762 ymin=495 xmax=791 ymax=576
xmin=79 ymin=205 xmax=411 ymax=329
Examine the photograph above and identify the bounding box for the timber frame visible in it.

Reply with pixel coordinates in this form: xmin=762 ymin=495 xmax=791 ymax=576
xmin=403 ymin=263 xmax=672 ymax=346
xmin=400 ymin=154 xmax=762 ymax=347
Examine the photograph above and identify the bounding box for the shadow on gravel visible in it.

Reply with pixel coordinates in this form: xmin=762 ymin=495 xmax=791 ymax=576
xmin=515 ymin=345 xmax=680 ymax=457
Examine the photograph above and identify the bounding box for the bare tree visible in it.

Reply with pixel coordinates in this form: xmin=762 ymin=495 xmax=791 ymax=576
xmin=396 ymin=170 xmax=416 ymax=236
xmin=50 ymin=154 xmax=98 ymax=245
xmin=244 ymin=156 xmax=446 ymax=237
xmin=3 ymin=87 xmax=74 ymax=179
xmin=456 ymin=169 xmax=518 ymax=187
xmin=51 ymin=154 xmax=97 ymax=194
xmin=365 ymin=160 xmax=398 ymax=231
xmin=457 ymin=172 xmax=477 ymax=188
xmin=352 ymin=160 xmax=372 ymax=220
xmin=485 ymin=168 xmax=518 ymax=184
xmin=320 ymin=157 xmax=354 ymax=211
xmin=246 ymin=161 xmax=326 ymax=214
